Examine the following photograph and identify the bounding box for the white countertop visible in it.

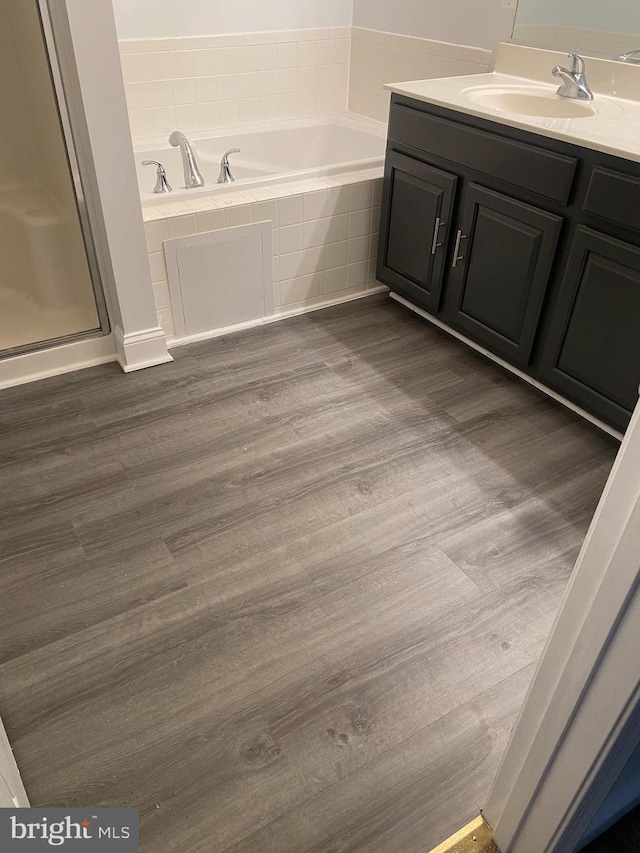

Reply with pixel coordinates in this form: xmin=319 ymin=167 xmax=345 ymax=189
xmin=385 ymin=43 xmax=640 ymax=164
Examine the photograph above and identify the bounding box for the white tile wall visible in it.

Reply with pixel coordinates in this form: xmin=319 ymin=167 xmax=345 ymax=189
xmin=121 ymin=26 xmax=496 ymax=136
xmin=348 ymin=27 xmax=493 ymax=123
xmin=143 ymin=174 xmax=384 ymax=339
xmin=120 ymin=27 xmax=352 ymax=139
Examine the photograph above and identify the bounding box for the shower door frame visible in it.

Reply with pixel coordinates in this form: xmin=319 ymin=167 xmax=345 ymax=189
xmin=0 ymin=716 xmax=29 ymax=808
xmin=0 ymin=0 xmax=111 ymax=360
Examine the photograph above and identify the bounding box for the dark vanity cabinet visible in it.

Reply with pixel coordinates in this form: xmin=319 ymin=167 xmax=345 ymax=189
xmin=377 ymin=95 xmax=640 ymax=431
xmin=444 ymin=184 xmax=562 ymax=367
xmin=538 ymin=227 xmax=640 ymax=428
xmin=378 ymin=152 xmax=456 ymax=312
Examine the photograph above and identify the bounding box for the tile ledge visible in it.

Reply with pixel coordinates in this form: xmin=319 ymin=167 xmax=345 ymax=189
xmin=142 ymin=167 xmax=384 ymax=222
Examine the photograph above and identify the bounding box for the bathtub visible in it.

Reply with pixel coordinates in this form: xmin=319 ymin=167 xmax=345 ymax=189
xmin=139 ymin=114 xmax=387 ymax=342
xmin=135 ymin=115 xmax=386 ymax=203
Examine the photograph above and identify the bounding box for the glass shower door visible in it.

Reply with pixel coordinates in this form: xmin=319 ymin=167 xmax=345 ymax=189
xmin=0 ymin=0 xmax=107 ymax=355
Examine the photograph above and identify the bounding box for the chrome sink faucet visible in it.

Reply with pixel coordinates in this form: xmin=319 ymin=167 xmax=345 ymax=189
xmin=217 ymin=148 xmax=241 ymax=183
xmin=552 ymin=54 xmax=593 ymax=101
xmin=169 ymin=131 xmax=205 ymax=188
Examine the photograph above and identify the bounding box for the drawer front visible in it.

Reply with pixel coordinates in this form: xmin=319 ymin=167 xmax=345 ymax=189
xmin=583 ymin=167 xmax=640 ymax=236
xmin=389 ymin=103 xmax=577 ymax=205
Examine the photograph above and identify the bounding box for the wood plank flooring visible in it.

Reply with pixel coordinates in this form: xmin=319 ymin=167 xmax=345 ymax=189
xmin=0 ymin=294 xmax=618 ymax=852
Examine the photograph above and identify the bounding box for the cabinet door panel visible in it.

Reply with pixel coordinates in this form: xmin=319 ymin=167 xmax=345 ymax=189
xmin=377 ymin=151 xmax=457 ymax=312
xmin=445 ymin=184 xmax=562 ymax=367
xmin=539 ymin=227 xmax=640 ymax=431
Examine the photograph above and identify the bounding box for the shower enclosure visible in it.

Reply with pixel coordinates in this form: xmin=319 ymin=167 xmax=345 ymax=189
xmin=0 ymin=0 xmax=108 ymax=357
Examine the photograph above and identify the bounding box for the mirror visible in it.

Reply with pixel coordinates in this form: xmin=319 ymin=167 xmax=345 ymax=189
xmin=512 ymin=0 xmax=640 ymax=62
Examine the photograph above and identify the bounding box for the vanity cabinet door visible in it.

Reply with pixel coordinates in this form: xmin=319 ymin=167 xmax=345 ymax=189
xmin=377 ymin=151 xmax=457 ymax=313
xmin=538 ymin=227 xmax=640 ymax=432
xmin=443 ymin=184 xmax=562 ymax=368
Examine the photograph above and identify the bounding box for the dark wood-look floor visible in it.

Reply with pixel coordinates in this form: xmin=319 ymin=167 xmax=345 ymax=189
xmin=0 ymin=294 xmax=618 ymax=852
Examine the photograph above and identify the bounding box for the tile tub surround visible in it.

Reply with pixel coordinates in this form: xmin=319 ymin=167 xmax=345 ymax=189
xmin=348 ymin=27 xmax=493 ymax=123
xmin=120 ymin=27 xmax=352 ymax=139
xmin=120 ymin=26 xmax=494 ymax=138
xmin=124 ymin=25 xmax=492 ymax=338
xmin=144 ymin=171 xmax=384 ymax=340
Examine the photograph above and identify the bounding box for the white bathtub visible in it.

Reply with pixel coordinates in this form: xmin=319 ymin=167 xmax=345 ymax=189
xmin=135 ymin=115 xmax=386 ymax=203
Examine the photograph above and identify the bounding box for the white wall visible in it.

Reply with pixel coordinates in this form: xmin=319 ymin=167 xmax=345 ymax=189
xmin=515 ymin=0 xmax=560 ymax=27
xmin=112 ymin=0 xmax=354 ymax=39
xmin=58 ymin=0 xmax=172 ymax=370
xmin=352 ymin=0 xmax=516 ymax=52
xmin=516 ymin=0 xmax=640 ymax=31
xmin=113 ymin=0 xmax=514 ymax=54
xmin=558 ymin=1 xmax=640 ymax=31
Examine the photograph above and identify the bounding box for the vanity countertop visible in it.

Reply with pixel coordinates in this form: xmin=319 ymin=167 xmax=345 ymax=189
xmin=385 ymin=43 xmax=640 ymax=164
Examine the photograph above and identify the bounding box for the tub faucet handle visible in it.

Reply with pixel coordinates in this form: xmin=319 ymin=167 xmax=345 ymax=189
xmin=218 ymin=148 xmax=241 ymax=183
xmin=142 ymin=160 xmax=172 ymax=193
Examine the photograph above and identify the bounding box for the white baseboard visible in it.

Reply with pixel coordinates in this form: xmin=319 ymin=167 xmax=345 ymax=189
xmin=389 ymin=291 xmax=623 ymax=441
xmin=113 ymin=325 xmax=173 ymax=372
xmin=168 ymin=284 xmax=387 ymax=349
xmin=0 ymin=288 xmax=384 ymax=389
xmin=0 ymin=334 xmax=117 ymax=391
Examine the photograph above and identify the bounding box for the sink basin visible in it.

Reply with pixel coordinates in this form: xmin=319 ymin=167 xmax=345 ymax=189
xmin=464 ymin=87 xmax=596 ymax=119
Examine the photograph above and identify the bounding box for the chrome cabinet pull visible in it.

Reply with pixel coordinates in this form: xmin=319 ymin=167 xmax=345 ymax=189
xmin=430 ymin=217 xmax=445 ymax=255
xmin=452 ymin=230 xmax=467 ymax=268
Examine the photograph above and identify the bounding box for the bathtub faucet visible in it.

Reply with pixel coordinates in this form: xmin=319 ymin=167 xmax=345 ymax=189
xmin=169 ymin=131 xmax=205 ymax=189
xmin=217 ymin=148 xmax=241 ymax=183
